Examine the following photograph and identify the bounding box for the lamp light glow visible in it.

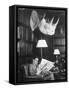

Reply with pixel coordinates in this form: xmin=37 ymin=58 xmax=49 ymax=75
xmin=53 ymin=49 xmax=60 ymax=55
xmin=36 ymin=39 xmax=48 ymax=58
xmin=36 ymin=39 xmax=48 ymax=48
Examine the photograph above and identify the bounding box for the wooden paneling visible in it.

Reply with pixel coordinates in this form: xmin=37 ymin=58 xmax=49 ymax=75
xmin=17 ymin=8 xmax=66 ymax=61
xmin=53 ymin=27 xmax=65 ymax=58
xmin=54 ymin=38 xmax=65 ymax=45
xmin=17 ymin=26 xmax=33 ymax=56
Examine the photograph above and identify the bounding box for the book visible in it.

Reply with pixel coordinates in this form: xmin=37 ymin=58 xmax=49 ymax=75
xmin=36 ymin=58 xmax=54 ymax=75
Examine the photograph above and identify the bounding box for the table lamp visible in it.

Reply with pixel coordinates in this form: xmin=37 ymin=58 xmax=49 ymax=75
xmin=53 ymin=49 xmax=60 ymax=63
xmin=36 ymin=39 xmax=48 ymax=59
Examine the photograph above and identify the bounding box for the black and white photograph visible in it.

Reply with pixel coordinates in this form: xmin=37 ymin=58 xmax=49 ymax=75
xmin=9 ymin=5 xmax=67 ymax=85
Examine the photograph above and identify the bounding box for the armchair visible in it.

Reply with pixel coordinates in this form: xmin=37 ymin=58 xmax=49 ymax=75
xmin=20 ymin=64 xmax=54 ymax=81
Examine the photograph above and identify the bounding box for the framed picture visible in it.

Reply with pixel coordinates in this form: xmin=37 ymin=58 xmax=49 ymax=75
xmin=9 ymin=5 xmax=67 ymax=85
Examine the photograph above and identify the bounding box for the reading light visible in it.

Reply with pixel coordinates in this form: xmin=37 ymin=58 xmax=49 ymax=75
xmin=53 ymin=49 xmax=60 ymax=55
xmin=36 ymin=39 xmax=48 ymax=58
xmin=53 ymin=49 xmax=60 ymax=63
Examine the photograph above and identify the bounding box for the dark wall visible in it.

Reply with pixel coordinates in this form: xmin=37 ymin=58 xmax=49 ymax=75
xmin=17 ymin=8 xmax=65 ymax=64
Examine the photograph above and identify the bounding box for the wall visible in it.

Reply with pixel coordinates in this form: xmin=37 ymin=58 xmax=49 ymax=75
xmin=17 ymin=8 xmax=65 ymax=62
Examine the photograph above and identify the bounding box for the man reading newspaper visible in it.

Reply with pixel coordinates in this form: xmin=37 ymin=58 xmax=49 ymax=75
xmin=29 ymin=58 xmax=54 ymax=80
xmin=36 ymin=58 xmax=55 ymax=80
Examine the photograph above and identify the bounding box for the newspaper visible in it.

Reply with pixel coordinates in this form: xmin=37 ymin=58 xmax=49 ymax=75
xmin=36 ymin=58 xmax=54 ymax=75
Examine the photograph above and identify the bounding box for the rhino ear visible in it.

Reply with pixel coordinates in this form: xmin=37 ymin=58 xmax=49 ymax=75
xmin=50 ymin=17 xmax=54 ymax=24
xmin=30 ymin=10 xmax=40 ymax=31
xmin=55 ymin=18 xmax=60 ymax=26
xmin=43 ymin=13 xmax=46 ymax=18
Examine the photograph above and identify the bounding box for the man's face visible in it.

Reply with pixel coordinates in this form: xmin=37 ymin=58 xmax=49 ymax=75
xmin=33 ymin=58 xmax=38 ymax=65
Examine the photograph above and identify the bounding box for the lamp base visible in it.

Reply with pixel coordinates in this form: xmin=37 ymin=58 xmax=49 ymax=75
xmin=55 ymin=55 xmax=59 ymax=64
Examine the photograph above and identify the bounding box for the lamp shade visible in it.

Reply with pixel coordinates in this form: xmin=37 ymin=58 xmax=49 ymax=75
xmin=36 ymin=39 xmax=48 ymax=48
xmin=53 ymin=49 xmax=60 ymax=55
